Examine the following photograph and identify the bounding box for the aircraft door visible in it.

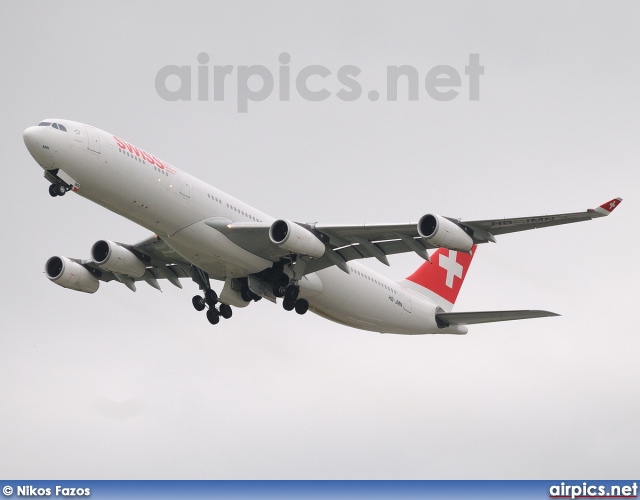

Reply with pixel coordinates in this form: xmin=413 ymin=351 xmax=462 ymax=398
xmin=86 ymin=127 xmax=100 ymax=153
xmin=402 ymin=291 xmax=412 ymax=313
xmin=179 ymin=173 xmax=191 ymax=197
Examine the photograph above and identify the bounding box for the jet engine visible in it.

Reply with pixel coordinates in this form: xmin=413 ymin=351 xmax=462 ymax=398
xmin=91 ymin=240 xmax=147 ymax=278
xmin=269 ymin=220 xmax=326 ymax=258
xmin=418 ymin=214 xmax=474 ymax=252
xmin=45 ymin=256 xmax=99 ymax=293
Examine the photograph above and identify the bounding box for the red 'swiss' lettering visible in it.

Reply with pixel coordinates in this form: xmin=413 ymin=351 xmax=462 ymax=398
xmin=141 ymin=151 xmax=155 ymax=165
xmin=126 ymin=143 xmax=140 ymax=156
xmin=153 ymin=156 xmax=165 ymax=169
xmin=112 ymin=135 xmax=168 ymax=171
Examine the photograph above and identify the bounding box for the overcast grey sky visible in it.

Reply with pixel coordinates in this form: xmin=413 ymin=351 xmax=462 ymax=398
xmin=1 ymin=1 xmax=639 ymax=479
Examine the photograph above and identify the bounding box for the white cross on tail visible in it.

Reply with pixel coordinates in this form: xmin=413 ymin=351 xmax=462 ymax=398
xmin=438 ymin=250 xmax=463 ymax=288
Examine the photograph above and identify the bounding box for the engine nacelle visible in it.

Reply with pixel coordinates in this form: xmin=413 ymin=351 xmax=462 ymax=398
xmin=269 ymin=220 xmax=326 ymax=258
xmin=91 ymin=240 xmax=147 ymax=278
xmin=45 ymin=256 xmax=99 ymax=294
xmin=418 ymin=214 xmax=474 ymax=252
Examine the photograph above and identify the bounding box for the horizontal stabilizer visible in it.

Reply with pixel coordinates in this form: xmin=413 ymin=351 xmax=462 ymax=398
xmin=436 ymin=309 xmax=559 ymax=327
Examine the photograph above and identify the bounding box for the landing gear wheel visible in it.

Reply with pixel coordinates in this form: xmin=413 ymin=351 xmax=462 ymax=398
xmin=48 ymin=184 xmax=59 ymax=197
xmin=205 ymin=288 xmax=218 ymax=306
xmin=192 ymin=295 xmax=206 ymax=311
xmin=206 ymin=308 xmax=220 ymax=325
xmin=283 ymin=298 xmax=296 ymax=311
xmin=295 ymin=299 xmax=309 ymax=315
xmin=53 ymin=184 xmax=66 ymax=197
xmin=240 ymin=287 xmax=252 ymax=303
xmin=284 ymin=285 xmax=299 ymax=301
xmin=219 ymin=303 xmax=232 ymax=319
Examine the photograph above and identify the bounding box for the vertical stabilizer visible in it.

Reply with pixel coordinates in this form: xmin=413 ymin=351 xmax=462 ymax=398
xmin=400 ymin=245 xmax=477 ymax=312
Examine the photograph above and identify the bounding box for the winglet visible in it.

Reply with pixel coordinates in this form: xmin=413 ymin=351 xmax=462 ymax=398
xmin=593 ymin=197 xmax=623 ymax=216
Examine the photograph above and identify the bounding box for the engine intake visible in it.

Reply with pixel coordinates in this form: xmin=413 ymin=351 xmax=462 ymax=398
xmin=91 ymin=240 xmax=147 ymax=278
xmin=269 ymin=220 xmax=325 ymax=258
xmin=418 ymin=214 xmax=473 ymax=252
xmin=45 ymin=256 xmax=99 ymax=293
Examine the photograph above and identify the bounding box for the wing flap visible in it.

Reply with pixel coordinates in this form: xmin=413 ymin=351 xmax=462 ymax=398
xmin=313 ymin=222 xmax=418 ymax=247
xmin=307 ymin=198 xmax=622 ymax=272
xmin=436 ymin=309 xmax=559 ymax=326
xmin=99 ymin=198 xmax=621 ymax=280
xmin=303 ymin=238 xmax=435 ymax=274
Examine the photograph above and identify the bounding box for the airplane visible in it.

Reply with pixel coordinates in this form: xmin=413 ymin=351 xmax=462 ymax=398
xmin=23 ymin=119 xmax=622 ymax=335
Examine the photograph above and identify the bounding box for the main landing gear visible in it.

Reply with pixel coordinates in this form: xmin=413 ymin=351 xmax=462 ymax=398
xmin=192 ymin=289 xmax=233 ymax=326
xmin=280 ymin=284 xmax=309 ymax=315
xmin=240 ymin=286 xmax=262 ymax=303
xmin=190 ymin=266 xmax=234 ymax=327
xmin=263 ymin=260 xmax=309 ymax=316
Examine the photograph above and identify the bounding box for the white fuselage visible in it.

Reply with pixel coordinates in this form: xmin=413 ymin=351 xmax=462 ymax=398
xmin=24 ymin=119 xmax=465 ymax=335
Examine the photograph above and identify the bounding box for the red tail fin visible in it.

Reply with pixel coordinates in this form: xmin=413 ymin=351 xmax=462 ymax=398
xmin=404 ymin=245 xmax=477 ymax=310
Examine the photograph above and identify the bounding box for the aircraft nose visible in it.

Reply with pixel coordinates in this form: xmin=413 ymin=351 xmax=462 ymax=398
xmin=23 ymin=126 xmax=43 ymax=157
xmin=24 ymin=125 xmax=57 ymax=169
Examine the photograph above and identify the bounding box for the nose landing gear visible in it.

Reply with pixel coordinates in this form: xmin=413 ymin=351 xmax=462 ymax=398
xmin=45 ymin=169 xmax=73 ymax=197
xmin=48 ymin=183 xmax=68 ymax=197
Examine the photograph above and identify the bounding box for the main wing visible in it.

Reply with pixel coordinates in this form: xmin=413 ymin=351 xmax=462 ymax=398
xmin=213 ymin=198 xmax=622 ymax=274
xmin=49 ymin=198 xmax=622 ymax=293
xmin=57 ymin=235 xmax=194 ymax=292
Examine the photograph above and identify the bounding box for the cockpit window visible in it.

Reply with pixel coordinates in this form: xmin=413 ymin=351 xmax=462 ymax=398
xmin=38 ymin=122 xmax=51 ymax=126
xmin=52 ymin=123 xmax=59 ymax=129
xmin=58 ymin=124 xmax=67 ymax=132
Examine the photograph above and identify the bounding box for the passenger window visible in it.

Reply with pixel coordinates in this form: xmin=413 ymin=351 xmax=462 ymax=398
xmin=52 ymin=123 xmax=59 ymax=129
xmin=58 ymin=124 xmax=67 ymax=132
